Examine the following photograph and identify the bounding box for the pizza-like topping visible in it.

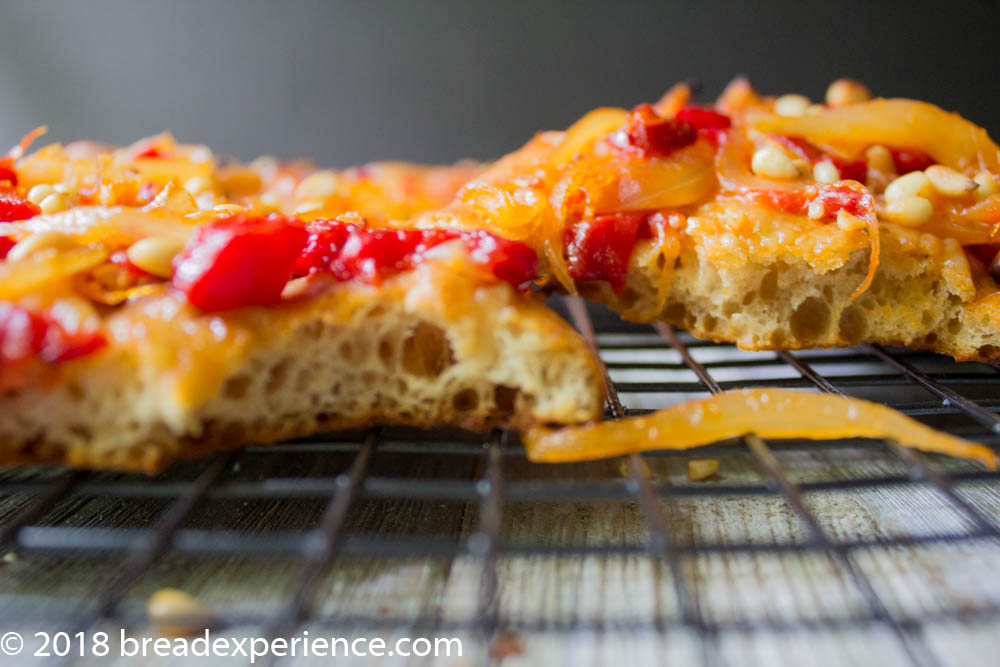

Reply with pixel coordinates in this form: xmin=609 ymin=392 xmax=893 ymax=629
xmin=0 ymin=132 xmax=532 ymax=376
xmin=444 ymin=78 xmax=1000 ymax=300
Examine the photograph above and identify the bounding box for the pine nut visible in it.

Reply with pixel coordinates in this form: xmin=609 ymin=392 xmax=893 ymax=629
xmin=26 ymin=184 xmax=55 ymax=205
xmin=825 ymin=78 xmax=871 ymax=107
xmin=885 ymin=196 xmax=933 ymax=226
xmin=865 ymin=145 xmax=895 ymax=174
xmin=295 ymin=170 xmax=341 ymax=200
xmin=751 ymin=146 xmax=799 ymax=179
xmin=147 ymin=588 xmax=215 ymax=636
xmin=884 ymin=171 xmax=931 ymax=202
xmin=813 ymin=160 xmax=840 ymax=183
xmin=925 ymin=165 xmax=977 ymax=197
xmin=48 ymin=296 xmax=99 ymax=334
xmin=774 ymin=94 xmax=811 ymax=117
xmin=6 ymin=231 xmax=79 ymax=261
xmin=973 ymin=171 xmax=998 ymax=200
xmin=836 ymin=210 xmax=867 ymax=231
xmin=38 ymin=192 xmax=67 ymax=213
xmin=183 ymin=177 xmax=210 ymax=195
xmin=126 ymin=237 xmax=185 ymax=278
xmin=687 ymin=459 xmax=719 ymax=481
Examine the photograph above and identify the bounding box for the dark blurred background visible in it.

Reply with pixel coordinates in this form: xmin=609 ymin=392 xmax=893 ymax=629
xmin=0 ymin=0 xmax=996 ymax=166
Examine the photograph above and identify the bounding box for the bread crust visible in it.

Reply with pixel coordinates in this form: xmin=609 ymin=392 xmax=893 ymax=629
xmin=0 ymin=258 xmax=603 ymax=472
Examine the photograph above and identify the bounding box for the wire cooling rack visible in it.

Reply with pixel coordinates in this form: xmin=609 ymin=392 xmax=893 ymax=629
xmin=1 ymin=295 xmax=1000 ymax=666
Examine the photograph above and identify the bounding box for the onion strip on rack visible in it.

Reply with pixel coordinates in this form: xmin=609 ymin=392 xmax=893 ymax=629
xmin=524 ymin=388 xmax=996 ymax=469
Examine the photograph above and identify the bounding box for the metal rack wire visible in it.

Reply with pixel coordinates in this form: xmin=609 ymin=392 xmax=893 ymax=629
xmin=1 ymin=295 xmax=1000 ymax=665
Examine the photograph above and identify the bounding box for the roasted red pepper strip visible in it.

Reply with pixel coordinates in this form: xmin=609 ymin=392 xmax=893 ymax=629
xmin=890 ymin=147 xmax=936 ymax=174
xmin=0 ymin=236 xmax=16 ymax=259
xmin=612 ymin=104 xmax=697 ymax=159
xmin=0 ymin=302 xmax=106 ymax=365
xmin=0 ymin=190 xmax=40 ymax=222
xmin=675 ymin=106 xmax=731 ymax=145
xmin=295 ymin=220 xmax=537 ymax=288
xmin=564 ymin=213 xmax=647 ymax=292
xmin=172 ymin=214 xmax=308 ymax=312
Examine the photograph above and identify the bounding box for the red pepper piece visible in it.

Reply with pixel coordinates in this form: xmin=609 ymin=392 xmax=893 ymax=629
xmin=0 ymin=302 xmax=105 ymax=365
xmin=675 ymin=106 xmax=731 ymax=145
xmin=809 ymin=182 xmax=874 ymax=220
xmin=0 ymin=190 xmax=40 ymax=222
xmin=461 ymin=229 xmax=538 ymax=288
xmin=890 ymin=148 xmax=936 ymax=174
xmin=617 ymin=104 xmax=697 ymax=158
xmin=0 ymin=158 xmax=16 ymax=186
xmin=172 ymin=214 xmax=308 ymax=312
xmin=564 ymin=213 xmax=647 ymax=292
xmin=0 ymin=236 xmax=16 ymax=259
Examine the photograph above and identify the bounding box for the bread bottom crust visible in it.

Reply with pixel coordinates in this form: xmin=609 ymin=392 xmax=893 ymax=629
xmin=0 ymin=263 xmax=604 ymax=472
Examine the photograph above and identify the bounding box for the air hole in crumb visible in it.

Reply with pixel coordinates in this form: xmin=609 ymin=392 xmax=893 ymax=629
xmin=452 ymin=388 xmax=479 ymax=412
xmin=722 ymin=301 xmax=739 ymax=317
xmin=265 ymin=360 xmax=290 ymax=394
xmin=655 ymin=253 xmax=666 ymax=270
xmin=402 ymin=322 xmax=454 ymax=378
xmin=838 ymin=305 xmax=867 ymax=344
xmin=978 ymin=344 xmax=998 ymax=358
xmin=742 ymin=290 xmax=756 ymax=306
xmin=223 ymin=374 xmax=251 ymax=400
xmin=494 ymin=385 xmax=520 ymax=416
xmin=378 ymin=339 xmax=394 ymax=366
xmin=947 ymin=318 xmax=961 ymax=334
xmin=790 ymin=297 xmax=831 ymax=341
xmin=663 ymin=302 xmax=686 ymax=322
xmin=339 ymin=341 xmax=355 ymax=362
xmin=759 ymin=269 xmax=779 ymax=301
xmin=702 ymin=314 xmax=718 ymax=333
xmin=924 ymin=333 xmax=937 ymax=344
xmin=619 ymin=288 xmax=640 ymax=309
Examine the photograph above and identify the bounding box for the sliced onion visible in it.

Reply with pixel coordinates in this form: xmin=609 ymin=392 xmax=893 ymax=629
xmin=652 ymin=82 xmax=691 ymax=117
xmin=600 ymin=141 xmax=717 ymax=211
xmin=748 ymin=99 xmax=1000 ymax=171
xmin=525 ymin=388 xmax=995 ymax=468
xmin=0 ymin=245 xmax=108 ymax=300
xmin=548 ymin=107 xmax=628 ymax=166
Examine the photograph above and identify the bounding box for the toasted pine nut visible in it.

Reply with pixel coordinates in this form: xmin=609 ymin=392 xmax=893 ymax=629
xmin=825 ymin=78 xmax=871 ymax=107
xmin=687 ymin=459 xmax=719 ymax=481
xmin=836 ymin=210 xmax=867 ymax=231
xmin=865 ymin=145 xmax=895 ymax=174
xmin=807 ymin=200 xmax=825 ymax=220
xmin=126 ymin=237 xmax=185 ymax=278
xmin=813 ymin=161 xmax=840 ymax=183
xmin=52 ymin=184 xmax=76 ymax=196
xmin=773 ymin=94 xmax=810 ymax=117
xmin=295 ymin=170 xmax=341 ymax=200
xmin=48 ymin=296 xmax=99 ymax=334
xmin=974 ymin=171 xmax=998 ymax=200
xmin=183 ymin=177 xmax=210 ymax=195
xmin=38 ymin=192 xmax=67 ymax=213
xmin=884 ymin=171 xmax=931 ymax=202
xmin=293 ymin=199 xmax=325 ymax=215
xmin=885 ymin=196 xmax=933 ymax=226
xmin=751 ymin=146 xmax=799 ymax=179
xmin=6 ymin=231 xmax=79 ymax=261
xmin=26 ymin=184 xmax=55 ymax=205
xmin=925 ymin=165 xmax=977 ymax=197
xmin=147 ymin=588 xmax=215 ymax=637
